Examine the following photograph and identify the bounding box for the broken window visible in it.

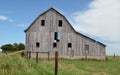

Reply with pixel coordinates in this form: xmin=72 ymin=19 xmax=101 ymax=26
xmin=68 ymin=43 xmax=72 ymax=48
xmin=41 ymin=20 xmax=45 ymax=26
xmin=36 ymin=42 xmax=40 ymax=47
xmin=54 ymin=32 xmax=60 ymax=42
xmin=58 ymin=20 xmax=62 ymax=27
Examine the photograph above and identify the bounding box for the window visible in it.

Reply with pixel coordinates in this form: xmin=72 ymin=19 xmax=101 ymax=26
xmin=58 ymin=20 xmax=62 ymax=27
xmin=54 ymin=32 xmax=60 ymax=42
xmin=53 ymin=43 xmax=57 ymax=48
xmin=54 ymin=32 xmax=57 ymax=41
xmin=68 ymin=43 xmax=72 ymax=48
xmin=36 ymin=42 xmax=40 ymax=47
xmin=85 ymin=45 xmax=89 ymax=50
xmin=41 ymin=20 xmax=45 ymax=26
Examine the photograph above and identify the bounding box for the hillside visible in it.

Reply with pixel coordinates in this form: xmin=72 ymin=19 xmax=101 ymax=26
xmin=0 ymin=51 xmax=120 ymax=75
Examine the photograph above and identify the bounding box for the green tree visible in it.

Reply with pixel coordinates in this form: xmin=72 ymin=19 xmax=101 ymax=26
xmin=18 ymin=43 xmax=25 ymax=50
xmin=1 ymin=43 xmax=25 ymax=52
xmin=1 ymin=44 xmax=14 ymax=52
xmin=13 ymin=43 xmax=19 ymax=51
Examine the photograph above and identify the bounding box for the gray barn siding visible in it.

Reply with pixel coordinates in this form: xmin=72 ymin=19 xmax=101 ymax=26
xmin=25 ymin=8 xmax=106 ymax=60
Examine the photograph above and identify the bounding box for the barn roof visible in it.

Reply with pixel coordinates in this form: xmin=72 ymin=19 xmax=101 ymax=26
xmin=24 ymin=7 xmax=106 ymax=46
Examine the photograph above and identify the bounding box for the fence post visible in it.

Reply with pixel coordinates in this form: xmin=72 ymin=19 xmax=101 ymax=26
xmin=29 ymin=51 xmax=31 ymax=59
xmin=114 ymin=53 xmax=115 ymax=59
xmin=48 ymin=51 xmax=50 ymax=60
xmin=27 ymin=52 xmax=28 ymax=57
xmin=55 ymin=51 xmax=58 ymax=75
xmin=36 ymin=52 xmax=38 ymax=63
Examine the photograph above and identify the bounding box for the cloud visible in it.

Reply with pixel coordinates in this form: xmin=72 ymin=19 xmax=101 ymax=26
xmin=106 ymin=43 xmax=120 ymax=56
xmin=18 ymin=24 xmax=26 ymax=27
xmin=71 ymin=0 xmax=120 ymax=55
xmin=9 ymin=19 xmax=14 ymax=22
xmin=72 ymin=0 xmax=120 ymax=42
xmin=0 ymin=15 xmax=14 ymax=22
xmin=0 ymin=16 xmax=8 ymax=21
xmin=73 ymin=0 xmax=120 ymax=42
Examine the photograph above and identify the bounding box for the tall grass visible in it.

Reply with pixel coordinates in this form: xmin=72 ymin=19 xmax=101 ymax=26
xmin=0 ymin=52 xmax=120 ymax=75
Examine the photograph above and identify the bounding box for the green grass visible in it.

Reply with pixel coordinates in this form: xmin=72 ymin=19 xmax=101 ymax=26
xmin=0 ymin=51 xmax=120 ymax=75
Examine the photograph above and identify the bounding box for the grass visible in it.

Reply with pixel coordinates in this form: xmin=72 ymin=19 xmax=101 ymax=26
xmin=0 ymin=51 xmax=120 ymax=75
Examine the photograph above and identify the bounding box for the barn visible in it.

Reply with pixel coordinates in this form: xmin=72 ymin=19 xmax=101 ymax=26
xmin=24 ymin=8 xmax=106 ymax=60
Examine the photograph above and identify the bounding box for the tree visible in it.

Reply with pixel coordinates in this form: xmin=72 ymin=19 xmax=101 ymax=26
xmin=1 ymin=43 xmax=25 ymax=52
xmin=13 ymin=43 xmax=19 ymax=51
xmin=1 ymin=44 xmax=14 ymax=52
xmin=18 ymin=43 xmax=25 ymax=50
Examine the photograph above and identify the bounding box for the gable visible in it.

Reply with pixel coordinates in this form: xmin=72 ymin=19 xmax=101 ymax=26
xmin=24 ymin=8 xmax=75 ymax=33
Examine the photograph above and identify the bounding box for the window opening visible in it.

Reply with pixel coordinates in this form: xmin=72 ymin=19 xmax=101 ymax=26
xmin=58 ymin=20 xmax=62 ymax=27
xmin=68 ymin=43 xmax=72 ymax=48
xmin=53 ymin=43 xmax=57 ymax=48
xmin=54 ymin=32 xmax=60 ymax=42
xmin=36 ymin=42 xmax=40 ymax=47
xmin=85 ymin=45 xmax=89 ymax=50
xmin=41 ymin=20 xmax=45 ymax=26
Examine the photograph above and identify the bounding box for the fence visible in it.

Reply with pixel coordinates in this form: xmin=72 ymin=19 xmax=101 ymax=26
xmin=27 ymin=51 xmax=58 ymax=75
xmin=27 ymin=51 xmax=50 ymax=63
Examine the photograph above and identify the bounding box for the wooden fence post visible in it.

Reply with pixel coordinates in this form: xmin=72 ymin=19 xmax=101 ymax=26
xmin=55 ymin=51 xmax=58 ymax=75
xmin=29 ymin=51 xmax=31 ymax=59
xmin=27 ymin=52 xmax=28 ymax=57
xmin=36 ymin=52 xmax=38 ymax=63
xmin=114 ymin=53 xmax=115 ymax=59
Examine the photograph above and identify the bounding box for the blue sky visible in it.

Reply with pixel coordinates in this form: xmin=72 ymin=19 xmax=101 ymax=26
xmin=0 ymin=0 xmax=120 ymax=56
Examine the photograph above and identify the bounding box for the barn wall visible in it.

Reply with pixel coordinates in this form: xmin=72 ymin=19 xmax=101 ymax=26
xmin=25 ymin=8 xmax=106 ymax=60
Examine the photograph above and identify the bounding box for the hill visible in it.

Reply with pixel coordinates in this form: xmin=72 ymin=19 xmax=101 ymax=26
xmin=0 ymin=51 xmax=120 ymax=75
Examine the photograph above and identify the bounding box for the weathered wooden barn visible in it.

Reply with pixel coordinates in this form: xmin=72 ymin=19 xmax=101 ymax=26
xmin=24 ymin=8 xmax=106 ymax=60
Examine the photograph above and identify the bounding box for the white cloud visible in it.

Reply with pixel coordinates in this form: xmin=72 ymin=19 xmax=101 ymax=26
xmin=73 ymin=0 xmax=120 ymax=42
xmin=72 ymin=0 xmax=120 ymax=55
xmin=0 ymin=16 xmax=8 ymax=21
xmin=9 ymin=19 xmax=14 ymax=22
xmin=0 ymin=15 xmax=14 ymax=22
xmin=18 ymin=24 xmax=26 ymax=27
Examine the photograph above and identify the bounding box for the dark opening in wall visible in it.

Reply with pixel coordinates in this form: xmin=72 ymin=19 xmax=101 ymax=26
xmin=58 ymin=20 xmax=62 ymax=27
xmin=54 ymin=32 xmax=60 ymax=42
xmin=41 ymin=20 xmax=45 ymax=26
xmin=53 ymin=43 xmax=57 ymax=48
xmin=36 ymin=42 xmax=40 ymax=47
xmin=85 ymin=45 xmax=89 ymax=50
xmin=55 ymin=32 xmax=57 ymax=40
xmin=68 ymin=43 xmax=72 ymax=48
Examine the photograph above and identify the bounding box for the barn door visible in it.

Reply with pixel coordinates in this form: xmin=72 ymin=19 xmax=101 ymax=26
xmin=85 ymin=45 xmax=89 ymax=59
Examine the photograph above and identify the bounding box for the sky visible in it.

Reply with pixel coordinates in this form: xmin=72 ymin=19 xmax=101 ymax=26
xmin=0 ymin=0 xmax=120 ymax=55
